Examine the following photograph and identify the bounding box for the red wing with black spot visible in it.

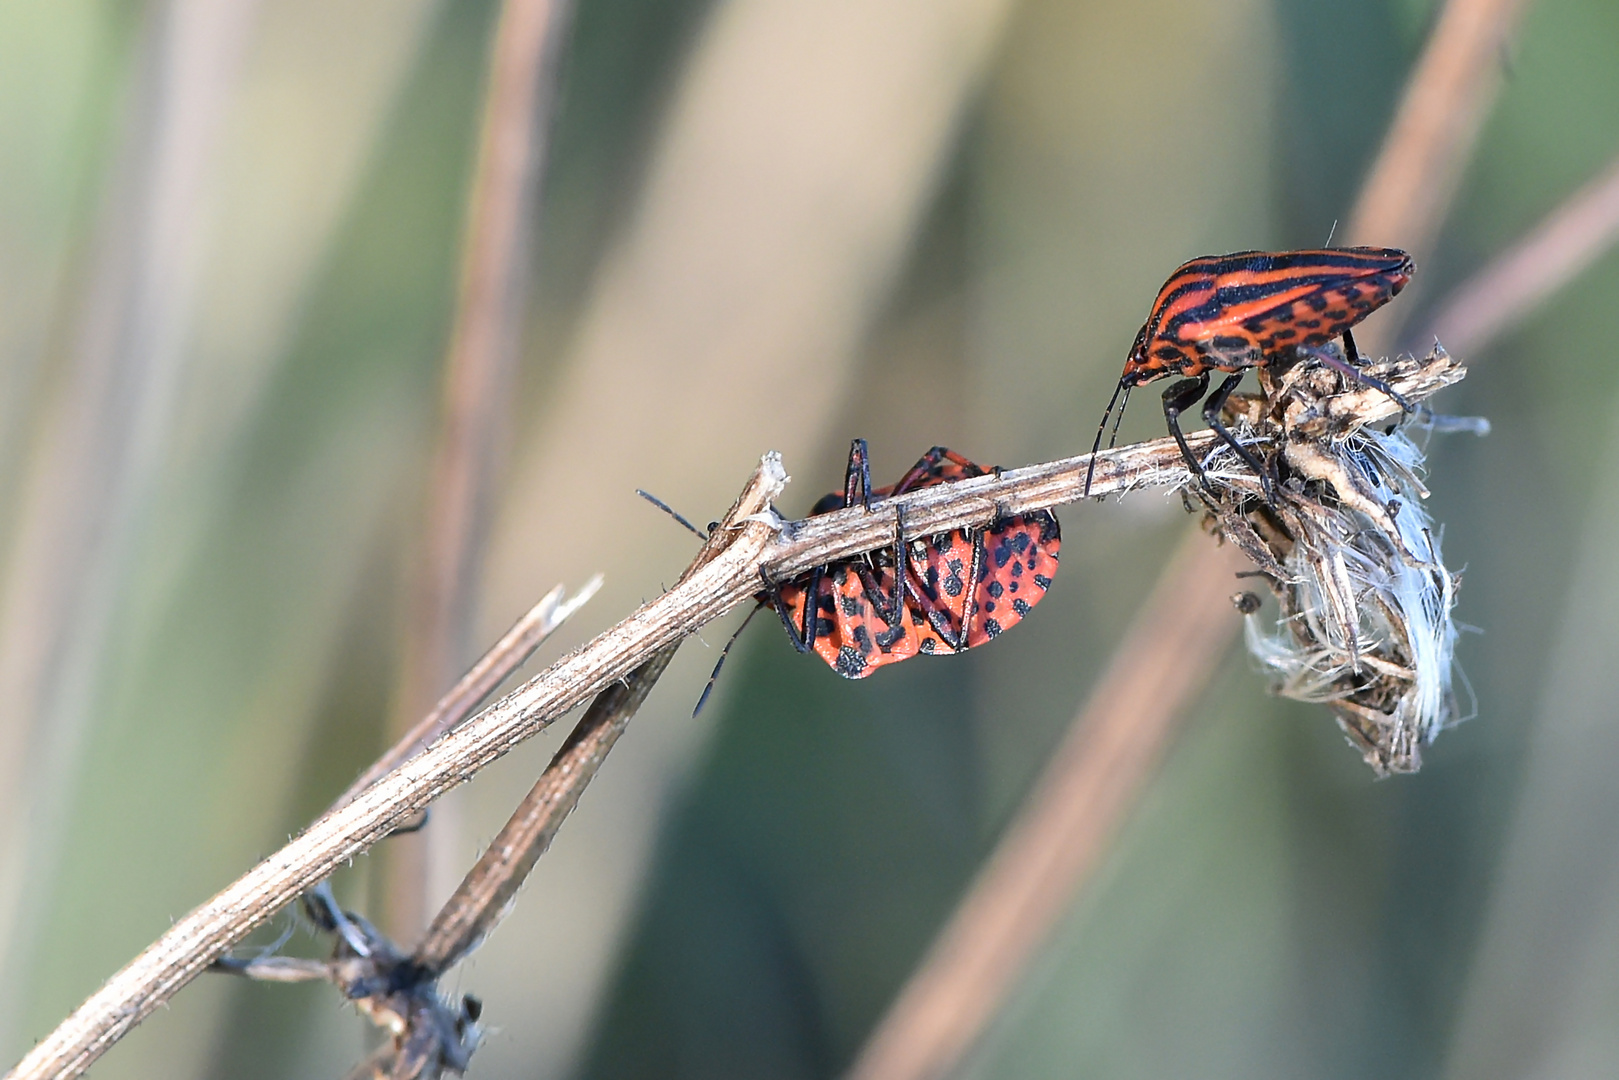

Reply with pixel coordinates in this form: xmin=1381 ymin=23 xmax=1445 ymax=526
xmin=761 ymin=441 xmax=1062 ymax=678
xmin=971 ymin=509 xmax=1061 ymax=646
xmin=772 ymin=562 xmax=921 ymax=679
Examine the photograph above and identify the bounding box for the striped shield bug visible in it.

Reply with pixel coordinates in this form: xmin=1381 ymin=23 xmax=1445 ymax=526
xmin=648 ymin=441 xmax=1061 ymax=712
xmin=1083 ymin=247 xmax=1415 ymax=498
xmin=763 ymin=441 xmax=1061 ymax=679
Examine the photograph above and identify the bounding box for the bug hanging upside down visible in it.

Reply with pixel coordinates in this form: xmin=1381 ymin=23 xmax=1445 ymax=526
xmin=1083 ymin=246 xmax=1416 ymax=498
xmin=763 ymin=440 xmax=1062 ymax=679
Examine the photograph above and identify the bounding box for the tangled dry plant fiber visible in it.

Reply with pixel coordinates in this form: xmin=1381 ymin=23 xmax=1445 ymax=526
xmin=1201 ymin=345 xmax=1474 ymax=774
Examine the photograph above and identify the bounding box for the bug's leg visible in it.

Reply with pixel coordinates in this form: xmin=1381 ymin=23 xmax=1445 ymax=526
xmin=762 ymin=564 xmax=823 ymax=653
xmin=890 ymin=505 xmax=911 ymax=618
xmin=1318 ymin=330 xmax=1415 ymax=412
xmin=1107 ymin=385 xmax=1133 ymax=450
xmin=386 ymin=809 xmax=431 ymax=837
xmin=956 ymin=517 xmax=989 ymax=651
xmin=927 ymin=526 xmax=981 ymax=653
xmin=1162 ymin=372 xmax=1212 ymax=484
xmin=1342 ymin=327 xmax=1363 ymax=363
xmin=1202 ymin=371 xmax=1273 ymax=501
xmin=693 ymin=605 xmax=764 ymax=717
xmin=862 ymin=504 xmax=910 ymax=628
xmin=844 ymin=438 xmax=874 ymax=511
xmin=889 ymin=447 xmax=950 ymax=497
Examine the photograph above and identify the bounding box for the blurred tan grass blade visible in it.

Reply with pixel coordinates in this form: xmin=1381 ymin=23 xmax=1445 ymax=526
xmin=1349 ymin=0 xmax=1531 ymax=262
xmin=470 ymin=1 xmax=1022 ymax=1069
xmin=387 ymin=0 xmax=575 ymax=940
xmin=847 ymin=538 xmax=1249 ymax=1080
xmin=845 ymin=1 xmax=1533 ymax=1077
xmin=1427 ymin=150 xmax=1619 ymax=355
xmin=0 ymin=0 xmax=257 ymax=1050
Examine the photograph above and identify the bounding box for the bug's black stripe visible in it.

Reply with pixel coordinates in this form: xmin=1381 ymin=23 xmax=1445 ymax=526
xmin=1163 ymin=273 xmax=1394 ymax=335
xmin=1202 ymin=247 xmax=1410 ymax=276
xmin=1145 ymin=250 xmax=1403 ymax=327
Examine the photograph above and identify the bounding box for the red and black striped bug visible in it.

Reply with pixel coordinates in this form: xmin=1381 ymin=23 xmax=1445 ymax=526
xmin=764 ymin=440 xmax=1061 ymax=679
xmin=1083 ymin=247 xmax=1415 ymax=498
xmin=651 ymin=441 xmax=1062 ymax=713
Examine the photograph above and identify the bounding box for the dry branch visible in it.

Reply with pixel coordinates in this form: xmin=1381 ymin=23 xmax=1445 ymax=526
xmin=8 ymin=436 xmax=1210 ymax=1080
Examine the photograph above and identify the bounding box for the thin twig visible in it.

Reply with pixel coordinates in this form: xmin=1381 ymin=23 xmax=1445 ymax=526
xmin=391 ymin=0 xmax=575 ymax=934
xmin=4 ymin=437 xmax=1223 ymax=1080
xmin=844 ymin=1 xmax=1531 ymax=1076
xmin=335 ymin=578 xmax=601 ymax=813
xmin=1425 ymin=149 xmax=1619 ymax=355
xmin=413 ymin=648 xmax=677 ymax=976
xmin=413 ymin=464 xmax=767 ymax=976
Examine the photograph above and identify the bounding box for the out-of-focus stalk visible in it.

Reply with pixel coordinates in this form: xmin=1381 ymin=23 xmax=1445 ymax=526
xmin=844 ymin=2 xmax=1533 ymax=1077
xmin=0 ymin=0 xmax=257 ymax=1046
xmin=386 ymin=0 xmax=575 ymax=938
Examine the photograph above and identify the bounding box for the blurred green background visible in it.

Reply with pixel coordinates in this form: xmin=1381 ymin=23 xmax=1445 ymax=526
xmin=2 ymin=0 xmax=1617 ymax=1077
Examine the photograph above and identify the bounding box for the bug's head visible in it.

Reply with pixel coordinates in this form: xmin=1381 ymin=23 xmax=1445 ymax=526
xmin=1120 ymin=323 xmax=1152 ymax=385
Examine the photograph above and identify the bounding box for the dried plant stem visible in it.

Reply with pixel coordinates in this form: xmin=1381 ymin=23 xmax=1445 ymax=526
xmin=415 ymin=646 xmax=677 ymax=974
xmin=845 ymin=1 xmax=1529 ymax=1076
xmin=1427 ymin=150 xmax=1619 ymax=355
xmin=414 ymin=471 xmax=754 ymax=975
xmin=336 ymin=579 xmax=600 ymax=814
xmin=8 ymin=439 xmax=1211 ymax=1080
xmin=392 ymin=0 xmax=574 ymax=934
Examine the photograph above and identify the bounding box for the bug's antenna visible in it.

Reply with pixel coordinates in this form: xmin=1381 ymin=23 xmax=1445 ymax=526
xmin=1084 ymin=377 xmax=1131 ymax=498
xmin=637 ymin=489 xmax=708 ymax=540
xmin=1324 ymin=218 xmax=1339 ymax=246
xmin=694 ymin=605 xmax=763 ymax=717
xmin=1107 ymin=385 xmax=1132 ymax=449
